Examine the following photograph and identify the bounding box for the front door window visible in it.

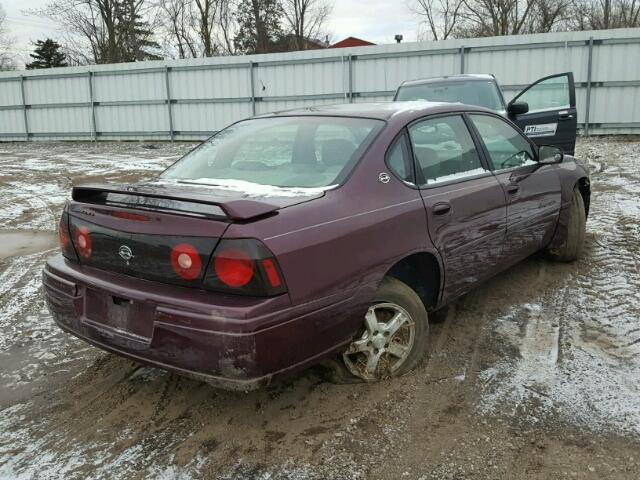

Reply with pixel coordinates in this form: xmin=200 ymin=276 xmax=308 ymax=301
xmin=470 ymin=114 xmax=536 ymax=170
xmin=513 ymin=74 xmax=571 ymax=113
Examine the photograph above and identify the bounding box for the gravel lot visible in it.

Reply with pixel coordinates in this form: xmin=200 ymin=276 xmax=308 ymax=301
xmin=0 ymin=137 xmax=639 ymax=479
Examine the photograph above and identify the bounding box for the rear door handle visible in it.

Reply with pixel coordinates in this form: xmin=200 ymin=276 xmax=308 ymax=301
xmin=507 ymin=184 xmax=520 ymax=195
xmin=433 ymin=203 xmax=451 ymax=216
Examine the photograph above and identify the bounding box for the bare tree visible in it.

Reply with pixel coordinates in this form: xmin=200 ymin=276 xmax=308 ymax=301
xmin=216 ymin=0 xmax=238 ymax=54
xmin=411 ymin=0 xmax=639 ymax=38
xmin=158 ymin=0 xmax=238 ymax=58
xmin=158 ymin=0 xmax=197 ymax=58
xmin=32 ymin=0 xmax=161 ymax=64
xmin=281 ymin=0 xmax=332 ymax=49
xmin=452 ymin=0 xmax=539 ymax=36
xmin=526 ymin=0 xmax=571 ymax=32
xmin=411 ymin=0 xmax=465 ymax=40
xmin=0 ymin=3 xmax=14 ymax=70
xmin=193 ymin=0 xmax=221 ymax=56
xmin=411 ymin=0 xmax=572 ymax=39
xmin=620 ymin=0 xmax=640 ymax=25
xmin=568 ymin=0 xmax=640 ymax=30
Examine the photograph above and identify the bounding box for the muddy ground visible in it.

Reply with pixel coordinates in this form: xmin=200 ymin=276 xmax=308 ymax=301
xmin=0 ymin=137 xmax=638 ymax=479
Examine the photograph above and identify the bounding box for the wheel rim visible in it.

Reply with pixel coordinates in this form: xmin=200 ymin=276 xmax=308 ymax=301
xmin=342 ymin=302 xmax=416 ymax=381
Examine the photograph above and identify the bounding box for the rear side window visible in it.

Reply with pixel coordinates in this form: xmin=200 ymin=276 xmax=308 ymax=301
xmin=386 ymin=134 xmax=414 ymax=183
xmin=408 ymin=115 xmax=487 ymax=186
xmin=470 ymin=114 xmax=536 ymax=170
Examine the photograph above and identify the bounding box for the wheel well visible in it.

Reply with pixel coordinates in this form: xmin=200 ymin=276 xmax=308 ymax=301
xmin=386 ymin=252 xmax=440 ymax=311
xmin=577 ymin=177 xmax=591 ymax=218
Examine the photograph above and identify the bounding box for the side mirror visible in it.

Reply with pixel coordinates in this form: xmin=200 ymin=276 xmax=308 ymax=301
xmin=538 ymin=145 xmax=564 ymax=165
xmin=508 ymin=101 xmax=529 ymax=116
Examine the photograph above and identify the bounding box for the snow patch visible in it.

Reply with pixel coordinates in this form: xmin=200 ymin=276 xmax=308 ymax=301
xmin=176 ymin=178 xmax=336 ymax=198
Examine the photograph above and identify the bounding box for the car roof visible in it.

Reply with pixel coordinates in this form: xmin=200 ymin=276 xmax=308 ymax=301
xmin=400 ymin=74 xmax=496 ymax=88
xmin=256 ymin=101 xmax=492 ymax=121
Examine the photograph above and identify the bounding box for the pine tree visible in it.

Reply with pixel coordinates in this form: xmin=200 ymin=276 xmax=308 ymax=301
xmin=25 ymin=39 xmax=68 ymax=70
xmin=115 ymin=0 xmax=162 ymax=62
xmin=234 ymin=0 xmax=285 ymax=54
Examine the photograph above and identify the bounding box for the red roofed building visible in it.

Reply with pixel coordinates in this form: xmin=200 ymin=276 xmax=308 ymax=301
xmin=329 ymin=37 xmax=376 ymax=49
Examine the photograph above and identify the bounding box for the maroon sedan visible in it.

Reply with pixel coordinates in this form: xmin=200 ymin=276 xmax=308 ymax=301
xmin=43 ymin=102 xmax=590 ymax=389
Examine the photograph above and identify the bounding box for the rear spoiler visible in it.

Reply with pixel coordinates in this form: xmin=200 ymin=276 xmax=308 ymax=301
xmin=71 ymin=184 xmax=280 ymax=221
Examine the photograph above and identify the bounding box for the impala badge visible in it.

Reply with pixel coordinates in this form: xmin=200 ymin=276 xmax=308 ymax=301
xmin=119 ymin=245 xmax=134 ymax=261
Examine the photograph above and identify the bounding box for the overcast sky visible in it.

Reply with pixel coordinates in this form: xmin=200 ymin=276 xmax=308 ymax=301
xmin=2 ymin=0 xmax=419 ymax=66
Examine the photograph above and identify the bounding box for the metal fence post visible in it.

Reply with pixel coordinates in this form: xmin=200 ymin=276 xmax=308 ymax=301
xmin=19 ymin=76 xmax=29 ymax=141
xmin=460 ymin=45 xmax=465 ymax=74
xmin=249 ymin=61 xmax=256 ymax=116
xmin=88 ymin=72 xmax=97 ymax=141
xmin=165 ymin=66 xmax=174 ymax=142
xmin=341 ymin=55 xmax=347 ymax=101
xmin=348 ymin=54 xmax=354 ymax=103
xmin=584 ymin=36 xmax=594 ymax=136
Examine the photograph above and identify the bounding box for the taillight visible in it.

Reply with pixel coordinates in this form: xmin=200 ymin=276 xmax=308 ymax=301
xmin=73 ymin=226 xmax=92 ymax=260
xmin=170 ymin=243 xmax=202 ymax=280
xmin=214 ymin=249 xmax=254 ymax=287
xmin=59 ymin=219 xmax=70 ymax=250
xmin=204 ymin=239 xmax=287 ymax=296
xmin=58 ymin=211 xmax=78 ymax=262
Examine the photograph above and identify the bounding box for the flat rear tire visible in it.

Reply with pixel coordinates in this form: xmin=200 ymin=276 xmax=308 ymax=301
xmin=327 ymin=277 xmax=429 ymax=383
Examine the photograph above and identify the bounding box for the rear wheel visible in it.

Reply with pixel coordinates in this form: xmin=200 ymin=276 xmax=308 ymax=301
xmin=547 ymin=186 xmax=586 ymax=262
xmin=338 ymin=277 xmax=429 ymax=382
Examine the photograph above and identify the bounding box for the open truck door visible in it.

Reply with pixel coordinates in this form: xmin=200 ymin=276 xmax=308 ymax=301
xmin=507 ymin=72 xmax=577 ymax=156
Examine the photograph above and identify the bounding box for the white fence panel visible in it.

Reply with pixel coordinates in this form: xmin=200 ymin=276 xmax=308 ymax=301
xmin=0 ymin=109 xmax=24 ymax=136
xmin=0 ymin=28 xmax=639 ymax=140
xmin=172 ymin=102 xmax=251 ymax=134
xmin=25 ymin=75 xmax=89 ymax=105
xmin=0 ymin=79 xmax=21 ymax=106
xmin=28 ymin=106 xmax=91 ymax=134
xmin=170 ymin=66 xmax=250 ymax=100
xmin=96 ymin=104 xmax=168 ymax=134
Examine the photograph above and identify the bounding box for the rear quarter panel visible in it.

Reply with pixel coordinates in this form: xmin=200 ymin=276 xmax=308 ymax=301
xmin=223 ymin=130 xmax=440 ymax=309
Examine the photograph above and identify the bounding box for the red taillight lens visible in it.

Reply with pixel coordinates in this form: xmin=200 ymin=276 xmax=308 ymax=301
xmin=170 ymin=243 xmax=203 ymax=280
xmin=214 ymin=249 xmax=254 ymax=287
xmin=58 ymin=211 xmax=78 ymax=262
xmin=204 ymin=239 xmax=287 ymax=296
xmin=59 ymin=218 xmax=70 ymax=250
xmin=74 ymin=226 xmax=92 ymax=259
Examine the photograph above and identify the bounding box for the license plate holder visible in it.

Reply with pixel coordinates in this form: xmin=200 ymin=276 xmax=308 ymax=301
xmin=85 ymin=289 xmax=154 ymax=339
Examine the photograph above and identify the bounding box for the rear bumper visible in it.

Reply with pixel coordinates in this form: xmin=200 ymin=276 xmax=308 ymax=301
xmin=43 ymin=254 xmax=373 ymax=390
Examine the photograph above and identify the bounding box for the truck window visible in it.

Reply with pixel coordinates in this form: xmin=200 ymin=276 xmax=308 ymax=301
xmin=396 ymin=80 xmax=504 ymax=111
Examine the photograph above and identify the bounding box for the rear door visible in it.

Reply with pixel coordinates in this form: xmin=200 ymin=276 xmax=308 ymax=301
xmin=407 ymin=114 xmax=507 ymax=302
xmin=508 ymin=72 xmax=577 ymax=155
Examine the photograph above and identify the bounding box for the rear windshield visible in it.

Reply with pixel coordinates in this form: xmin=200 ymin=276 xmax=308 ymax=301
xmin=161 ymin=116 xmax=385 ymax=188
xmin=395 ymin=80 xmax=504 ymax=111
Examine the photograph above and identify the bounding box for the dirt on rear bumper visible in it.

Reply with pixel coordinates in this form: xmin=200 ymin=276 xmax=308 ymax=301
xmin=42 ymin=254 xmax=369 ymax=390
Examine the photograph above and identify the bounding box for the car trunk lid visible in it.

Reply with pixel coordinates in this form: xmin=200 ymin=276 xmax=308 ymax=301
xmin=67 ymin=181 xmax=327 ymax=287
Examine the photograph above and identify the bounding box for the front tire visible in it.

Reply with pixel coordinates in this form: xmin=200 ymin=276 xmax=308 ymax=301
xmin=548 ymin=186 xmax=586 ymax=262
xmin=338 ymin=277 xmax=429 ymax=382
